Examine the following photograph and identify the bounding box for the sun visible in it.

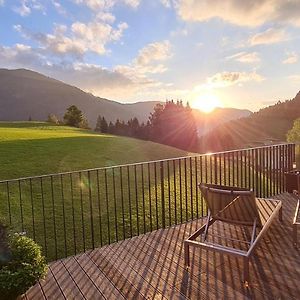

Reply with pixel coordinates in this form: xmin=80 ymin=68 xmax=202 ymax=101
xmin=193 ymin=93 xmax=221 ymax=113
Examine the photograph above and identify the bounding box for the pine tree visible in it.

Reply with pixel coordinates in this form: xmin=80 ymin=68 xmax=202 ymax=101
xmin=63 ymin=105 xmax=83 ymax=128
xmin=95 ymin=115 xmax=102 ymax=132
xmin=100 ymin=117 xmax=108 ymax=133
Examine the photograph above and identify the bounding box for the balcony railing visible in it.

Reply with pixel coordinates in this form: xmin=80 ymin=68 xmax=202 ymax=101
xmin=0 ymin=143 xmax=295 ymax=261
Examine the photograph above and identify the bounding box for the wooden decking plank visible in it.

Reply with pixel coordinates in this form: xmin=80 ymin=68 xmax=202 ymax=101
xmin=135 ymin=221 xmax=249 ymax=299
xmin=34 ymin=262 xmax=67 ymax=300
xmin=91 ymin=244 xmax=181 ymax=299
xmin=75 ymin=252 xmax=126 ymax=300
xmin=121 ymin=224 xmax=233 ymax=299
xmin=23 ymin=282 xmax=46 ymax=300
xmin=62 ymin=256 xmax=105 ymax=299
xmin=50 ymin=259 xmax=85 ymax=300
xmin=88 ymin=249 xmax=148 ymax=300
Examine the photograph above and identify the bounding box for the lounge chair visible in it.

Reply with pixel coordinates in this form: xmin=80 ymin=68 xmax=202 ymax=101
xmin=184 ymin=183 xmax=282 ymax=286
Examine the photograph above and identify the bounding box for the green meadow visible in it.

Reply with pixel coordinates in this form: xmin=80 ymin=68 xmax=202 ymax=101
xmin=0 ymin=122 xmax=278 ymax=261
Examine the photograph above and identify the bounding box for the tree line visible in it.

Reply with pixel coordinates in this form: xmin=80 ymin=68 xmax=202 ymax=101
xmin=47 ymin=100 xmax=198 ymax=151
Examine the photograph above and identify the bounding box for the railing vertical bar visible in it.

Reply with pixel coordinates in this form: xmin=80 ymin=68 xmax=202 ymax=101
xmin=266 ymin=148 xmax=270 ymax=197
xmin=96 ymin=170 xmax=103 ymax=246
xmin=184 ymin=158 xmax=188 ymax=221
xmin=195 ymin=157 xmax=199 ymax=219
xmin=276 ymin=146 xmax=280 ymax=195
xmin=173 ymin=160 xmax=177 ymax=224
xmin=147 ymin=163 xmax=153 ymax=231
xmin=272 ymin=146 xmax=276 ymax=196
xmin=190 ymin=157 xmax=193 ymax=220
xmin=154 ymin=162 xmax=159 ymax=229
xmin=112 ymin=168 xmax=118 ymax=242
xmin=254 ymin=149 xmax=258 ymax=197
xmin=79 ymin=172 xmax=86 ymax=252
xmin=87 ymin=171 xmax=95 ymax=249
xmin=141 ymin=165 xmax=146 ymax=233
xmin=160 ymin=161 xmax=165 ymax=228
xmin=126 ymin=166 xmax=132 ymax=237
xmin=219 ymin=153 xmax=222 ymax=185
xmin=224 ymin=152 xmax=227 ymax=186
xmin=179 ymin=159 xmax=183 ymax=223
xmin=214 ymin=155 xmax=217 ymax=184
xmin=200 ymin=156 xmax=204 ymax=216
xmin=50 ymin=176 xmax=58 ymax=259
xmin=6 ymin=182 xmax=12 ymax=226
xmin=29 ymin=179 xmax=35 ymax=241
xmin=70 ymin=173 xmax=77 ymax=253
xmin=232 ymin=152 xmax=235 ymax=186
xmin=60 ymin=174 xmax=67 ymax=257
xmin=247 ymin=150 xmax=251 ymax=190
xmin=18 ymin=180 xmax=24 ymax=232
xmin=237 ymin=151 xmax=240 ymax=187
xmin=105 ymin=169 xmax=111 ymax=243
xmin=261 ymin=148 xmax=265 ymax=197
xmin=39 ymin=178 xmax=47 ymax=257
xmin=119 ymin=167 xmax=125 ymax=240
xmin=167 ymin=160 xmax=171 ymax=226
xmin=210 ymin=155 xmax=213 ymax=184
xmin=134 ymin=165 xmax=139 ymax=235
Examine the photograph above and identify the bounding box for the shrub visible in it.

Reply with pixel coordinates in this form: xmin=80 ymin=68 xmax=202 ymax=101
xmin=0 ymin=233 xmax=48 ymax=300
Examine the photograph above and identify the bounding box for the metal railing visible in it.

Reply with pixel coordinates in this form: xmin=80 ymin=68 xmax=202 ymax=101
xmin=0 ymin=143 xmax=295 ymax=261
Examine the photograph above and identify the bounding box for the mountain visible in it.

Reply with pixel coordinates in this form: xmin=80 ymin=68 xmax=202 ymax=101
xmin=193 ymin=107 xmax=252 ymax=136
xmin=0 ymin=68 xmax=251 ymax=130
xmin=0 ymin=68 xmax=159 ymax=126
xmin=199 ymin=91 xmax=300 ymax=152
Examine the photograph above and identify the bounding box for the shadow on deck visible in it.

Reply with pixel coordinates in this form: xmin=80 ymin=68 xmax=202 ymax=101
xmin=25 ymin=193 xmax=300 ymax=299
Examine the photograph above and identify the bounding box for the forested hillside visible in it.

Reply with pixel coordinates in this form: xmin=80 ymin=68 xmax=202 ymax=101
xmin=199 ymin=91 xmax=300 ymax=152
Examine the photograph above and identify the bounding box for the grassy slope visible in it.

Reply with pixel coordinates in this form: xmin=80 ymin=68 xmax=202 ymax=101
xmin=1 ymin=122 xmax=200 ymax=261
xmin=0 ymin=122 xmax=189 ymax=180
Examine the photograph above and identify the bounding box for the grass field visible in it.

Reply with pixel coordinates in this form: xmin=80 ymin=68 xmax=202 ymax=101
xmin=0 ymin=122 xmax=281 ymax=261
xmin=0 ymin=122 xmax=189 ymax=180
xmin=0 ymin=122 xmax=200 ymax=260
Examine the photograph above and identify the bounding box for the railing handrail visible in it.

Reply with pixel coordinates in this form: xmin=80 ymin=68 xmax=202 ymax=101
xmin=0 ymin=143 xmax=294 ymax=184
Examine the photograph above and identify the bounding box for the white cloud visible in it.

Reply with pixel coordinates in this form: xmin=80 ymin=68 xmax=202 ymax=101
xmin=15 ymin=20 xmax=128 ymax=57
xmin=176 ymin=0 xmax=300 ymax=27
xmin=161 ymin=0 xmax=171 ymax=8
xmin=52 ymin=1 xmax=66 ymax=15
xmin=74 ymin=0 xmax=140 ymax=11
xmin=0 ymin=0 xmax=5 ymax=6
xmin=227 ymin=52 xmax=260 ymax=63
xmin=205 ymin=71 xmax=264 ymax=88
xmin=249 ymin=28 xmax=287 ymax=46
xmin=13 ymin=0 xmax=31 ymax=16
xmin=13 ymin=0 xmax=45 ymax=16
xmin=282 ymin=52 xmax=298 ymax=64
xmin=115 ymin=40 xmax=172 ymax=80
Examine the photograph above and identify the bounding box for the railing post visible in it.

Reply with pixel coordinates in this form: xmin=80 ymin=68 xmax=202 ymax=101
xmin=160 ymin=161 xmax=166 ymax=228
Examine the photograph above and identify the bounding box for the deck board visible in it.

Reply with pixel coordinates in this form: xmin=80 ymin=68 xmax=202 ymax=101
xmin=24 ymin=193 xmax=300 ymax=299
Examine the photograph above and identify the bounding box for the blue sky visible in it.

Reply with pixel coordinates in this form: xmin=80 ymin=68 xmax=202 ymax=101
xmin=1 ymin=0 xmax=300 ymax=112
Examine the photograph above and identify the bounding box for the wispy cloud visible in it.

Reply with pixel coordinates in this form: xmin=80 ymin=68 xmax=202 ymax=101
xmin=205 ymin=71 xmax=264 ymax=88
xmin=282 ymin=52 xmax=298 ymax=64
xmin=227 ymin=52 xmax=260 ymax=63
xmin=249 ymin=28 xmax=287 ymax=46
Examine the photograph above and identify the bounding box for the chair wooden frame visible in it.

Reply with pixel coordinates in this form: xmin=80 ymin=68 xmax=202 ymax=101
xmin=184 ymin=183 xmax=282 ymax=286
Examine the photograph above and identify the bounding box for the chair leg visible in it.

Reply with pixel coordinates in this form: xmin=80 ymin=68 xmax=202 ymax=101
xmin=243 ymin=257 xmax=250 ymax=288
xmin=279 ymin=206 xmax=283 ymax=222
xmin=293 ymin=225 xmax=297 ymax=248
xmin=184 ymin=241 xmax=190 ymax=268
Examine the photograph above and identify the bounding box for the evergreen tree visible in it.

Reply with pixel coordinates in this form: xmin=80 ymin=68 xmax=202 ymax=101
xmin=63 ymin=105 xmax=83 ymax=128
xmin=100 ymin=117 xmax=108 ymax=133
xmin=95 ymin=115 xmax=102 ymax=132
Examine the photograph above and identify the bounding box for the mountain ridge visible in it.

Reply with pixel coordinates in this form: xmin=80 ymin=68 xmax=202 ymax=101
xmin=0 ymin=68 xmax=251 ymax=130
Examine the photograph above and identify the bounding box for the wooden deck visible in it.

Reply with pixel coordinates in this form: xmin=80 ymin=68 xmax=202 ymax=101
xmin=24 ymin=193 xmax=300 ymax=299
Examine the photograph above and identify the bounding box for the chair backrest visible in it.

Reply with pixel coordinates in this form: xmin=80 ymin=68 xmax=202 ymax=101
xmin=199 ymin=183 xmax=260 ymax=226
